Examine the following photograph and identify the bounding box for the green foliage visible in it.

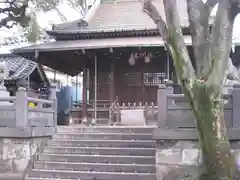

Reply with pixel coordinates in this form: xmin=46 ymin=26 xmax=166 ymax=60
xmin=33 ymin=0 xmax=61 ymax=12
xmin=23 ymin=0 xmax=62 ymax=42
xmin=24 ymin=14 xmax=42 ymax=43
xmin=1 ymin=0 xmax=86 ymax=43
xmin=0 ymin=0 xmax=62 ymax=43
xmin=0 ymin=0 xmax=31 ymax=28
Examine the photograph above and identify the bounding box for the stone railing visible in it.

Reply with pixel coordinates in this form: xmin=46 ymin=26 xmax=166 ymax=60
xmin=157 ymin=84 xmax=240 ymax=129
xmin=0 ymin=86 xmax=57 ymax=179
xmin=27 ymin=97 xmax=57 ymax=127
xmin=154 ymin=84 xmax=240 ymax=179
xmin=0 ymin=86 xmax=57 ymax=137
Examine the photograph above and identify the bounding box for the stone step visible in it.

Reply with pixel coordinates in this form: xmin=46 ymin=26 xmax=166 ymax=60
xmin=38 ymin=154 xmax=155 ymax=164
xmin=53 ymin=132 xmax=153 ymax=140
xmin=34 ymin=161 xmax=156 ymax=173
xmin=57 ymin=126 xmax=155 ymax=134
xmin=43 ymin=146 xmax=155 ymax=156
xmin=47 ymin=139 xmax=155 ymax=148
xmin=29 ymin=169 xmax=156 ymax=180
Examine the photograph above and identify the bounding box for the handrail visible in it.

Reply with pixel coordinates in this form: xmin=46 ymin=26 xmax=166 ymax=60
xmin=72 ymin=99 xmax=112 ymax=108
xmin=28 ymin=97 xmax=53 ymax=104
xmin=0 ymin=97 xmax=16 ymax=101
xmin=73 ymin=100 xmax=111 ymax=104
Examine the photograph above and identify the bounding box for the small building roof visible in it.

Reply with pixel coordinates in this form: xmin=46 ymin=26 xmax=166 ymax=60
xmin=0 ymin=54 xmax=49 ymax=85
xmin=49 ymin=0 xmax=189 ymax=35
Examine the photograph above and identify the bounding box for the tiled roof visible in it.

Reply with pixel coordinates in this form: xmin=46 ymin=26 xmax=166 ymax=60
xmin=0 ymin=54 xmax=37 ymax=80
xmin=51 ymin=0 xmax=188 ymax=33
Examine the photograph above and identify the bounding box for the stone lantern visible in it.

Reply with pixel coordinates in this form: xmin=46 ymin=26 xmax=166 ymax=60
xmin=4 ymin=78 xmax=20 ymax=96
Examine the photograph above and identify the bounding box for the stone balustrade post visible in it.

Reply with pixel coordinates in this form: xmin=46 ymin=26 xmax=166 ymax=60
xmin=49 ymin=85 xmax=58 ymax=127
xmin=15 ymin=87 xmax=28 ymax=127
xmin=157 ymin=84 xmax=167 ymax=128
xmin=232 ymin=84 xmax=240 ymax=128
xmin=166 ymin=81 xmax=174 ymax=94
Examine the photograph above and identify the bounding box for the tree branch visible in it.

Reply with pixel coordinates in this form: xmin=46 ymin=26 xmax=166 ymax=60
xmin=187 ymin=0 xmax=211 ymax=78
xmin=143 ymin=0 xmax=195 ymax=90
xmin=205 ymin=0 xmax=220 ymax=11
xmin=207 ymin=1 xmax=234 ymax=94
xmin=143 ymin=0 xmax=168 ymax=41
xmin=0 ymin=1 xmax=30 ymax=28
xmin=163 ymin=0 xmax=195 ymax=82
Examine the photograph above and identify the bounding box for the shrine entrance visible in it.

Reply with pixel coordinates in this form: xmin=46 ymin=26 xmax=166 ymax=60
xmin=116 ymin=71 xmax=166 ymax=104
xmin=114 ymin=50 xmax=170 ymax=105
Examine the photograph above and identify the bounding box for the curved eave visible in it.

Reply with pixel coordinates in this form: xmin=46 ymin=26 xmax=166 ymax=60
xmin=46 ymin=27 xmax=191 ymax=40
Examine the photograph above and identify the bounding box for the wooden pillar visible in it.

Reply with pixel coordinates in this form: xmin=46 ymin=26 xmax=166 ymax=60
xmin=82 ymin=67 xmax=88 ymax=124
xmin=141 ymin=70 xmax=145 ymax=104
xmin=166 ymin=50 xmax=170 ymax=80
xmin=92 ymin=55 xmax=98 ymax=125
xmin=109 ymin=60 xmax=115 ymax=103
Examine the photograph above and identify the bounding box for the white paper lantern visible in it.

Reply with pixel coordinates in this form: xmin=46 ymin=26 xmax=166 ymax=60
xmin=128 ymin=53 xmax=136 ymax=66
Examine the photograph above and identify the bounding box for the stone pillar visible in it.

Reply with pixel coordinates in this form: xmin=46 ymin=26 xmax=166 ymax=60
xmin=232 ymin=84 xmax=240 ymax=128
xmin=16 ymin=87 xmax=28 ymax=127
xmin=157 ymin=84 xmax=167 ymax=128
xmin=166 ymin=80 xmax=174 ymax=94
xmin=141 ymin=70 xmax=145 ymax=104
xmin=49 ymin=85 xmax=57 ymax=100
xmin=49 ymin=85 xmax=57 ymax=127
xmin=109 ymin=61 xmax=115 ymax=103
xmin=82 ymin=68 xmax=88 ymax=124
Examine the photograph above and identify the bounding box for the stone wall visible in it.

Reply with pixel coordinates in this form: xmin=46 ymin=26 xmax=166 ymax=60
xmin=0 ymin=137 xmax=50 ymax=180
xmin=154 ymin=129 xmax=240 ymax=180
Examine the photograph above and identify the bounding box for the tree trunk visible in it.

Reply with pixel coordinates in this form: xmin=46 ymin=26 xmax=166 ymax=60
xmin=188 ymin=81 xmax=236 ymax=179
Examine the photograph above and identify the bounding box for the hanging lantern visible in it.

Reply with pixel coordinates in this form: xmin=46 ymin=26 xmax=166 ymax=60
xmin=144 ymin=52 xmax=152 ymax=64
xmin=144 ymin=55 xmax=151 ymax=64
xmin=128 ymin=53 xmax=136 ymax=66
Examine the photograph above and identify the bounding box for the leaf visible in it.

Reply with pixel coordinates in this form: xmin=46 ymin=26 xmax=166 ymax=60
xmin=33 ymin=0 xmax=61 ymax=12
xmin=24 ymin=14 xmax=42 ymax=42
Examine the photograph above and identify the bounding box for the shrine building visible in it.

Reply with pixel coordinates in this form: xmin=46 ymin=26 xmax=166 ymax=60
xmin=13 ymin=0 xmax=240 ymax=123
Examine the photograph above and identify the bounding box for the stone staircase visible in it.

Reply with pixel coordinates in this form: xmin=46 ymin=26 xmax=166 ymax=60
xmin=26 ymin=126 xmax=156 ymax=180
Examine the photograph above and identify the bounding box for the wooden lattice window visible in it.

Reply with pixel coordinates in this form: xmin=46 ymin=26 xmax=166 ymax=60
xmin=144 ymin=72 xmax=165 ymax=86
xmin=123 ymin=72 xmax=142 ymax=87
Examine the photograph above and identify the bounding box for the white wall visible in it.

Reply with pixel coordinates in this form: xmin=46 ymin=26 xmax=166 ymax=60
xmin=44 ymin=69 xmax=82 ymax=87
